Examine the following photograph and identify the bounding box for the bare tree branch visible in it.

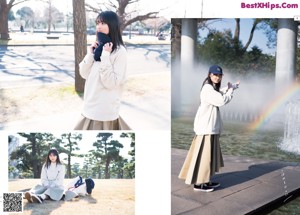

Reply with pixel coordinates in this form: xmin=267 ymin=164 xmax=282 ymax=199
xmin=10 ymin=0 xmax=29 ymax=9
xmin=242 ymin=19 xmax=261 ymax=53
xmin=85 ymin=0 xmax=160 ymax=33
xmin=126 ymin=12 xmax=158 ymax=26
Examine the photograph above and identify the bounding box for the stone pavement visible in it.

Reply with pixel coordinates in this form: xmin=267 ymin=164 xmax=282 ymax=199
xmin=172 ymin=148 xmax=300 ymax=215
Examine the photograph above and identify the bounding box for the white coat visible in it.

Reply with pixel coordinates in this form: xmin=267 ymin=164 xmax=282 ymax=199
xmin=193 ymin=84 xmax=233 ymax=135
xmin=79 ymin=46 xmax=127 ymax=121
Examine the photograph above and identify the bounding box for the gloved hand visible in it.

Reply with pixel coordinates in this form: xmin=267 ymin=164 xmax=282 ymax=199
xmin=94 ymin=32 xmax=111 ymax=61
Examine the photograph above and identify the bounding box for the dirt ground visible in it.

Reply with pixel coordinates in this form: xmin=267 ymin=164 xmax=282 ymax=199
xmin=0 ymin=72 xmax=170 ymax=124
xmin=8 ymin=179 xmax=135 ymax=215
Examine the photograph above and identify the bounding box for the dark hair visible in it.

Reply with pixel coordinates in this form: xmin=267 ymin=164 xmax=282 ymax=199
xmin=45 ymin=148 xmax=62 ymax=169
xmin=202 ymin=73 xmax=222 ymax=92
xmin=96 ymin=11 xmax=124 ymax=53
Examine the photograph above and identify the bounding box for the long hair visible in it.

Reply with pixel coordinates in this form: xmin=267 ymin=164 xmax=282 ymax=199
xmin=96 ymin=11 xmax=124 ymax=53
xmin=202 ymin=73 xmax=221 ymax=92
xmin=45 ymin=148 xmax=62 ymax=169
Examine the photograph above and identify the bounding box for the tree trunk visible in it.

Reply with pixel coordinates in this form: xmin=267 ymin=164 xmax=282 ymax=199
xmin=105 ymin=158 xmax=110 ymax=179
xmin=171 ymin=19 xmax=181 ymax=59
xmin=72 ymin=0 xmax=86 ymax=92
xmin=67 ymin=155 xmax=71 ymax=178
xmin=47 ymin=0 xmax=52 ymax=34
xmin=97 ymin=163 xmax=101 ymax=179
xmin=233 ymin=18 xmax=240 ymax=54
xmin=67 ymin=133 xmax=72 ymax=178
xmin=0 ymin=1 xmax=10 ymax=39
xmin=31 ymin=137 xmax=39 ymax=178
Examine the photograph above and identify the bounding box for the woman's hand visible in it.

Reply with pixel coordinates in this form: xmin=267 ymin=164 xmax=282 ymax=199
xmin=232 ymin=81 xmax=240 ymax=90
xmin=103 ymin=42 xmax=113 ymax=53
xmin=227 ymin=82 xmax=233 ymax=89
xmin=90 ymin=41 xmax=99 ymax=54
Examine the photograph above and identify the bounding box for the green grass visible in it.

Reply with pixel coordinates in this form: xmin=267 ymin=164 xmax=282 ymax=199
xmin=172 ymin=117 xmax=300 ymax=163
xmin=58 ymin=85 xmax=83 ymax=96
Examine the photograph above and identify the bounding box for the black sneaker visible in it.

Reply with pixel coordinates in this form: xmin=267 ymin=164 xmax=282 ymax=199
xmin=205 ymin=182 xmax=220 ymax=188
xmin=61 ymin=194 xmax=65 ymax=201
xmin=32 ymin=194 xmax=43 ymax=203
xmin=194 ymin=184 xmax=214 ymax=192
xmin=24 ymin=192 xmax=33 ymax=203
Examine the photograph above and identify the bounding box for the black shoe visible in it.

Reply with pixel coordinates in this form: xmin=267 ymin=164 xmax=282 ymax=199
xmin=194 ymin=184 xmax=214 ymax=192
xmin=61 ymin=194 xmax=65 ymax=201
xmin=32 ymin=194 xmax=43 ymax=203
xmin=205 ymin=182 xmax=220 ymax=188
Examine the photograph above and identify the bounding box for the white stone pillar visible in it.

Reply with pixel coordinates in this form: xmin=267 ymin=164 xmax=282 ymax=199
xmin=275 ymin=19 xmax=298 ymax=88
xmin=180 ymin=19 xmax=197 ymax=115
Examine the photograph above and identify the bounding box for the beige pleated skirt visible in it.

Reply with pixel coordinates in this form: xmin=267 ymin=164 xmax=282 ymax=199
xmin=178 ymin=134 xmax=224 ymax=185
xmin=74 ymin=115 xmax=131 ymax=130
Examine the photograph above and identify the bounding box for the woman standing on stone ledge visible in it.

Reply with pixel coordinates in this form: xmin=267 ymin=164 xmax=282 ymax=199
xmin=178 ymin=65 xmax=239 ymax=192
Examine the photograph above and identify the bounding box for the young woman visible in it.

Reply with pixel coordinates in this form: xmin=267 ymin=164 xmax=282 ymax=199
xmin=24 ymin=148 xmax=65 ymax=203
xmin=74 ymin=11 xmax=130 ymax=130
xmin=178 ymin=65 xmax=239 ymax=192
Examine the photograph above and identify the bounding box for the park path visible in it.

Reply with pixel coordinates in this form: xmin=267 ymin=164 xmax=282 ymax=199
xmin=0 ymin=36 xmax=170 ymax=130
xmin=172 ymin=148 xmax=300 ymax=215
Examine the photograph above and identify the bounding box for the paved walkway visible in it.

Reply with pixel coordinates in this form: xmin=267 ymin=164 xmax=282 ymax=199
xmin=0 ymin=36 xmax=170 ymax=131
xmin=0 ymin=32 xmax=170 ymax=46
xmin=172 ymin=148 xmax=300 ymax=215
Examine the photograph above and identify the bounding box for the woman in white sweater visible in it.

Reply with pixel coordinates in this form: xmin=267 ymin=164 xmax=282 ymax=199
xmin=24 ymin=149 xmax=65 ymax=203
xmin=178 ymin=65 xmax=239 ymax=192
xmin=74 ymin=11 xmax=130 ymax=130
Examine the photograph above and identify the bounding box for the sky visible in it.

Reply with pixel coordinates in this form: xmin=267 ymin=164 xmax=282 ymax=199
xmin=11 ymin=0 xmax=182 ymax=18
xmin=201 ymin=19 xmax=276 ymax=55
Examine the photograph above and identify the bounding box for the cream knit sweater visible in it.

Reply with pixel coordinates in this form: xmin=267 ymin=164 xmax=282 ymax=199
xmin=194 ymin=84 xmax=233 ymax=135
xmin=79 ymin=45 xmax=127 ymax=121
xmin=41 ymin=163 xmax=65 ymax=189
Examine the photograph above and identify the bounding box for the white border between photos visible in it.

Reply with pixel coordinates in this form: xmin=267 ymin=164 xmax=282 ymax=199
xmin=136 ymin=131 xmax=171 ymax=215
xmin=0 ymin=131 xmax=8 ymax=191
xmin=0 ymin=131 xmax=8 ymax=213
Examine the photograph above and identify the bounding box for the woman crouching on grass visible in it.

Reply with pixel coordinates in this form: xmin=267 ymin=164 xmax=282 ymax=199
xmin=24 ymin=148 xmax=65 ymax=203
xmin=178 ymin=65 xmax=240 ymax=192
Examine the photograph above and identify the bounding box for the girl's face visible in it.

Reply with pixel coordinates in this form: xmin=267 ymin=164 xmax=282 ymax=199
xmin=210 ymin=73 xmax=223 ymax=84
xmin=49 ymin=153 xmax=57 ymax=163
xmin=96 ymin=20 xmax=109 ymax=34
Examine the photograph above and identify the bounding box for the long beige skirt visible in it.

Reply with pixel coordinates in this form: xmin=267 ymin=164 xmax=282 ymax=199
xmin=178 ymin=135 xmax=224 ymax=185
xmin=74 ymin=115 xmax=131 ymax=130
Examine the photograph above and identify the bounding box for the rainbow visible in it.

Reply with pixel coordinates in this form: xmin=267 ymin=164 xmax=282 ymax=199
xmin=248 ymin=82 xmax=300 ymax=130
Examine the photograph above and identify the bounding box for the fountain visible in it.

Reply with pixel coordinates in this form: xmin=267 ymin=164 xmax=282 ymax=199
xmin=280 ymin=100 xmax=300 ymax=155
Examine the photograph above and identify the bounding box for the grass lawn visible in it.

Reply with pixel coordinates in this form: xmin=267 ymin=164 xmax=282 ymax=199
xmin=9 ymin=179 xmax=135 ymax=215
